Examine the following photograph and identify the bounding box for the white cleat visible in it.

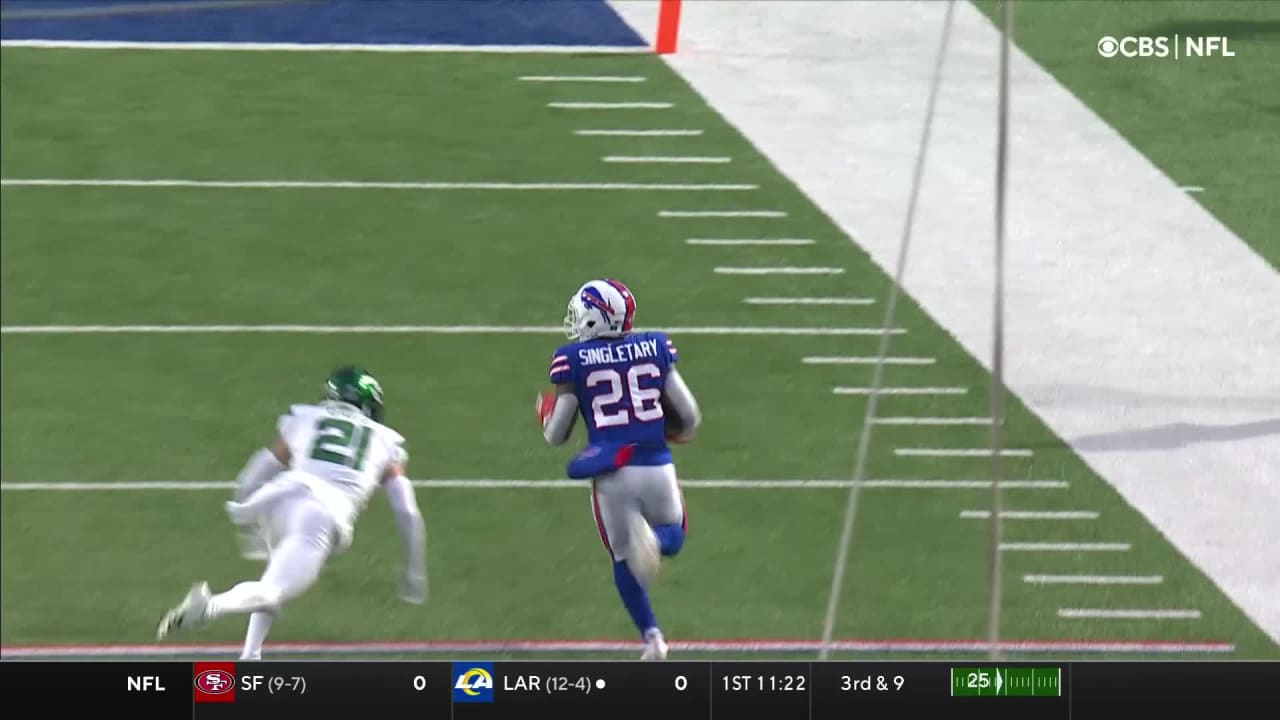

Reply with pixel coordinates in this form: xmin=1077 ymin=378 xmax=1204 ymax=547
xmin=641 ymin=628 xmax=669 ymax=661
xmin=156 ymin=581 xmax=211 ymax=640
xmin=627 ymin=514 xmax=661 ymax=588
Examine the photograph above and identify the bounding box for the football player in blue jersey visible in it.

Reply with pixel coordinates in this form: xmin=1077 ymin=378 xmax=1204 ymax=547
xmin=536 ymin=279 xmax=702 ymax=661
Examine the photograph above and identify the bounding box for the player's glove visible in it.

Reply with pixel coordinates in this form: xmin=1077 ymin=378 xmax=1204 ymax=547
xmin=536 ymin=390 xmax=557 ymax=427
xmin=399 ymin=571 xmax=427 ymax=605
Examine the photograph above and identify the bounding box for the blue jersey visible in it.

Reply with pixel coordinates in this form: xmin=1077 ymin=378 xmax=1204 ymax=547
xmin=548 ymin=331 xmax=679 ymax=466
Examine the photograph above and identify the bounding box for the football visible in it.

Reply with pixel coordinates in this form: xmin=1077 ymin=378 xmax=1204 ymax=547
xmin=661 ymin=394 xmax=691 ymax=443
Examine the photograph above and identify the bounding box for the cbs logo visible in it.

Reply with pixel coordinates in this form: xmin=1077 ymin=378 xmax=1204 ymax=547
xmin=1097 ymin=36 xmax=1170 ymax=58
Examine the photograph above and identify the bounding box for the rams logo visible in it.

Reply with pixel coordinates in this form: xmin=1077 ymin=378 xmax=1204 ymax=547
xmin=452 ymin=662 xmax=495 ymax=703
xmin=194 ymin=669 xmax=235 ymax=695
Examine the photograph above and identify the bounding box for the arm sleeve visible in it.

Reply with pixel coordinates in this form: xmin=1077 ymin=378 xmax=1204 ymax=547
xmin=233 ymin=447 xmax=287 ymax=503
xmin=548 ymin=349 xmax=574 ymax=385
xmin=663 ymin=367 xmax=702 ymax=436
xmin=383 ymin=472 xmax=426 ymax=583
xmin=543 ymin=393 xmax=579 ymax=446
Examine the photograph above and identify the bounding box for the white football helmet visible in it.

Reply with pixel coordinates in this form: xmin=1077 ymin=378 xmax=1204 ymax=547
xmin=563 ymin=279 xmax=637 ymax=341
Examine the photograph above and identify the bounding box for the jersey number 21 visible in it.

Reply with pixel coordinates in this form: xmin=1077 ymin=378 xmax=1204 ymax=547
xmin=309 ymin=418 xmax=372 ymax=470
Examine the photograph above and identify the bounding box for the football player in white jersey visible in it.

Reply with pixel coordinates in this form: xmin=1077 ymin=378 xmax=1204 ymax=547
xmin=156 ymin=366 xmax=427 ymax=660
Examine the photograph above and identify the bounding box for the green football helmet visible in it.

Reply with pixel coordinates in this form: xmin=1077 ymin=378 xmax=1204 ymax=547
xmin=323 ymin=366 xmax=385 ymax=422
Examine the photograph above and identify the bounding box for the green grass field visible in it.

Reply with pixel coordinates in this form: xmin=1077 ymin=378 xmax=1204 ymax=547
xmin=2 ymin=21 xmax=1276 ymax=661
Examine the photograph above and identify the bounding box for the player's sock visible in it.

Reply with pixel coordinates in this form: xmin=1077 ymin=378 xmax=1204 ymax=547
xmin=613 ymin=560 xmax=658 ymax=637
xmin=240 ymin=611 xmax=275 ymax=660
xmin=206 ymin=581 xmax=280 ymax=618
xmin=653 ymin=524 xmax=685 ymax=557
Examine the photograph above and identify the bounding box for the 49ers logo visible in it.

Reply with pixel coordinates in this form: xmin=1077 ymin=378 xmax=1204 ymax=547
xmin=194 ymin=669 xmax=235 ymax=694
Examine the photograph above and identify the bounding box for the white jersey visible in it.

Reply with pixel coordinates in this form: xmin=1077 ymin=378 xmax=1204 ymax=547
xmin=276 ymin=401 xmax=408 ymax=531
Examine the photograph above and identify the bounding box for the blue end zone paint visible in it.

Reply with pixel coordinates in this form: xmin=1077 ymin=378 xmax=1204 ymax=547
xmin=0 ymin=0 xmax=647 ymax=47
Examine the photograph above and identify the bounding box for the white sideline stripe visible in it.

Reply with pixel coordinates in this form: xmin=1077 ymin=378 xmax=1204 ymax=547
xmin=961 ymin=510 xmax=1099 ymax=520
xmin=0 ymin=479 xmax=1069 ymax=491
xmin=1000 ymin=543 xmax=1131 ymax=552
xmin=576 ymin=129 xmax=703 ymax=136
xmin=804 ymin=356 xmax=934 ymax=365
xmin=896 ymin=448 xmax=1034 ymax=457
xmin=520 ymin=76 xmax=646 ymax=82
xmin=746 ymin=297 xmax=873 ymax=305
xmin=1179 ymin=186 xmax=1205 ymax=193
xmin=1059 ymin=609 xmax=1201 ymax=620
xmin=687 ymin=238 xmax=814 ymax=246
xmin=0 ymin=324 xmax=900 ymax=337
xmin=0 ymin=638 xmax=1234 ymax=658
xmin=715 ymin=267 xmax=844 ymax=275
xmin=661 ymin=210 xmax=786 ymax=218
xmin=0 ymin=40 xmax=656 ymax=54
xmin=873 ymin=417 xmax=994 ymax=426
xmin=0 ymin=178 xmax=756 ymax=191
xmin=834 ymin=386 xmax=965 ymax=395
xmin=550 ymin=102 xmax=672 ymax=109
xmin=604 ymin=156 xmax=731 ymax=164
xmin=1025 ymin=575 xmax=1163 ymax=585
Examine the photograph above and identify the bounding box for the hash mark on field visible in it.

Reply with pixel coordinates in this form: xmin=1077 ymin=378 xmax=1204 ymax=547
xmin=1058 ymin=609 xmax=1201 ymax=620
xmin=0 ymin=479 xmax=1069 ymax=491
xmin=715 ymin=267 xmax=845 ymax=275
xmin=520 ymin=76 xmax=646 ymax=82
xmin=604 ymin=156 xmax=731 ymax=164
xmin=1000 ymin=543 xmax=1130 ymax=552
xmin=1180 ymin=186 xmax=1205 ymax=193
xmin=661 ymin=210 xmax=786 ymax=218
xmin=0 ymin=638 xmax=1233 ymax=658
xmin=687 ymin=238 xmax=814 ymax=246
xmin=0 ymin=40 xmax=656 ymax=54
xmin=0 ymin=178 xmax=756 ymax=192
xmin=834 ymin=387 xmax=965 ymax=395
xmin=804 ymin=356 xmax=934 ymax=365
xmin=1024 ymin=575 xmax=1163 ymax=585
xmin=961 ymin=510 xmax=1099 ymax=520
xmin=872 ymin=417 xmax=994 ymax=426
xmin=575 ymin=129 xmax=703 ymax=136
xmin=746 ymin=297 xmax=873 ymax=305
xmin=550 ymin=102 xmax=672 ymax=109
xmin=896 ymin=448 xmax=1033 ymax=457
xmin=0 ymin=324 xmax=898 ymax=337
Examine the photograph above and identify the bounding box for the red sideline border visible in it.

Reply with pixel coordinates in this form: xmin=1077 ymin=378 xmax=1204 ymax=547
xmin=656 ymin=0 xmax=682 ymax=54
xmin=0 ymin=638 xmax=1235 ymax=658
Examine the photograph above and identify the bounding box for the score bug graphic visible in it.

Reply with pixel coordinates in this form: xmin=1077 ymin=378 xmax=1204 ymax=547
xmin=193 ymin=662 xmax=236 ymax=703
xmin=452 ymin=662 xmax=495 ymax=703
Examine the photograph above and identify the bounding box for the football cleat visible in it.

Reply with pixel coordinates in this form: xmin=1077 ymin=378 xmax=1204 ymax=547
xmin=627 ymin=513 xmax=661 ymax=588
xmin=156 ymin=581 xmax=211 ymax=640
xmin=641 ymin=628 xmax=669 ymax=661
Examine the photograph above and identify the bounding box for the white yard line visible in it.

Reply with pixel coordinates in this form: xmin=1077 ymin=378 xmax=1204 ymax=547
xmin=0 ymin=479 xmax=1069 ymax=491
xmin=575 ymin=129 xmax=703 ymax=136
xmin=804 ymin=356 xmax=934 ymax=365
xmin=604 ymin=155 xmax=730 ymax=163
xmin=961 ymin=510 xmax=1099 ymax=520
xmin=0 ymin=324 xmax=901 ymax=337
xmin=1058 ymin=609 xmax=1201 ymax=620
xmin=1024 ymin=575 xmax=1163 ymax=585
xmin=550 ymin=102 xmax=672 ymax=109
xmin=661 ymin=210 xmax=786 ymax=218
xmin=0 ymin=39 xmax=655 ymax=54
xmin=1179 ymin=186 xmax=1205 ymax=193
xmin=872 ymin=417 xmax=994 ymax=425
xmin=715 ymin=267 xmax=844 ymax=275
xmin=1000 ymin=543 xmax=1131 ymax=552
xmin=833 ymin=386 xmax=964 ymax=395
xmin=0 ymin=178 xmax=756 ymax=191
xmin=896 ymin=448 xmax=1033 ymax=457
xmin=519 ymin=76 xmax=646 ymax=82
xmin=0 ymin=637 xmax=1233 ymax=657
xmin=687 ymin=238 xmax=813 ymax=246
xmin=745 ymin=297 xmax=873 ymax=305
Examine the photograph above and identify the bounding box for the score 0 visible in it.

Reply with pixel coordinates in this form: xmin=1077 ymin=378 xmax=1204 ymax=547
xmin=413 ymin=675 xmax=428 ymax=691
xmin=674 ymin=675 xmax=688 ymax=691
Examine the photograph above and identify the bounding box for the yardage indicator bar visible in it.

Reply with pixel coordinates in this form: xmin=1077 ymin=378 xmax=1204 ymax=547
xmin=951 ymin=666 xmax=1062 ymax=697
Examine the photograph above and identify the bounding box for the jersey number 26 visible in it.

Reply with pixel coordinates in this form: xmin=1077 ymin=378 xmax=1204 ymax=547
xmin=586 ymin=363 xmax=663 ymax=428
